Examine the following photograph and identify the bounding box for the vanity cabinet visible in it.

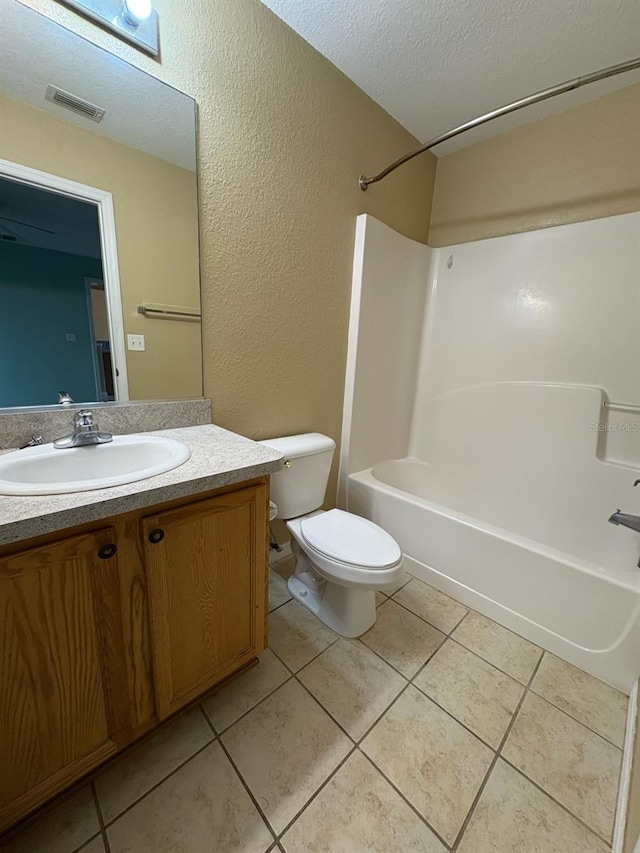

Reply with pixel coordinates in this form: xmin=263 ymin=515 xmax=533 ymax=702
xmin=143 ymin=487 xmax=267 ymax=718
xmin=0 ymin=529 xmax=131 ymax=829
xmin=0 ymin=478 xmax=269 ymax=834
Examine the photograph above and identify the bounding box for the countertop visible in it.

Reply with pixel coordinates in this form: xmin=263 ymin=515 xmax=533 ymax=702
xmin=0 ymin=424 xmax=283 ymax=547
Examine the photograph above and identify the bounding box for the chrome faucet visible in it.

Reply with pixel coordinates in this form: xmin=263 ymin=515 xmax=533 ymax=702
xmin=608 ymin=480 xmax=640 ymax=567
xmin=608 ymin=510 xmax=640 ymax=534
xmin=54 ymin=410 xmax=113 ymax=449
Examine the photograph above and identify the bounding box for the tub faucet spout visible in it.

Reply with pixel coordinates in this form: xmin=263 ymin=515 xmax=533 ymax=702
xmin=608 ymin=510 xmax=640 ymax=534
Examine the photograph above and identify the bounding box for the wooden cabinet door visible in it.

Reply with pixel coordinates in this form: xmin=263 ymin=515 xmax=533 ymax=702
xmin=0 ymin=529 xmax=131 ymax=830
xmin=142 ymin=484 xmax=268 ymax=718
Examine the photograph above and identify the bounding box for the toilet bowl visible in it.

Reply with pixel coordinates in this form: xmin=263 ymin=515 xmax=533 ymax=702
xmin=260 ymin=433 xmax=404 ymax=637
xmin=286 ymin=509 xmax=404 ymax=636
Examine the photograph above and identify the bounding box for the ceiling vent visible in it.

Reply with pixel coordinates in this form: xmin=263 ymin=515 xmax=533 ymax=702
xmin=45 ymin=84 xmax=106 ymax=122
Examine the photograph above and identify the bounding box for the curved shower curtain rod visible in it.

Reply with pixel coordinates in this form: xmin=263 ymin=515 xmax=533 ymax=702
xmin=359 ymin=57 xmax=640 ymax=191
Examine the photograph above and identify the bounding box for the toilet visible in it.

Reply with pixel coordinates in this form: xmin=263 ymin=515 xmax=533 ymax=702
xmin=260 ymin=433 xmax=404 ymax=637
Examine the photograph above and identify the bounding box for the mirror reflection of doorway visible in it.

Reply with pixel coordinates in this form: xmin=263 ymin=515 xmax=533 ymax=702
xmin=0 ymin=170 xmax=127 ymax=407
xmin=86 ymin=279 xmax=115 ymax=401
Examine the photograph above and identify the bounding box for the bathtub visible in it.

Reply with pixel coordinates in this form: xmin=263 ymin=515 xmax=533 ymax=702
xmin=348 ymin=458 xmax=640 ymax=692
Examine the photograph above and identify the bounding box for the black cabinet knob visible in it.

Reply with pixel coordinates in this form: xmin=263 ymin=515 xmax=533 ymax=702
xmin=98 ymin=543 xmax=117 ymax=559
xmin=148 ymin=529 xmax=165 ymax=544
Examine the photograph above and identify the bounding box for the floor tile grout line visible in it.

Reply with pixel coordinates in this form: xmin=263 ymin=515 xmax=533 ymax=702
xmin=409 ymin=679 xmax=505 ymax=753
xmin=89 ymin=782 xmax=112 ymax=853
xmin=258 ymin=637 xmax=409 ymax=744
xmin=409 ymin=640 xmax=448 ymax=686
xmin=207 ymin=672 xmax=295 ymax=737
xmin=499 ymin=755 xmax=614 ymax=848
xmin=450 ymin=647 xmax=546 ymax=852
xmin=497 ymin=656 xmax=619 ymax=846
xmin=446 ymin=633 xmax=540 ymax=686
xmin=355 ymin=634 xmax=417 ymax=681
xmin=268 ymin=644 xmax=300 ymax=676
xmin=206 ymin=673 xmax=360 ymax=841
xmin=272 ymin=575 xmax=460 ymax=682
xmin=354 ymin=743 xmax=453 ymax=851
xmin=328 ymin=633 xmax=415 ymax=683
xmin=285 ymin=654 xmax=411 ymax=750
xmin=99 ymin=734 xmax=216 ymax=830
xmin=408 ymin=628 xmax=494 ymax=688
xmin=215 ymin=734 xmax=279 ymax=849
xmin=273 ymin=745 xmax=359 ymax=842
xmin=280 ymin=619 xmax=519 ymax=759
xmin=445 ymin=602 xmax=552 ymax=675
xmin=268 ymin=596 xmax=293 ymax=616
xmin=391 ymin=577 xmax=546 ymax=685
xmin=387 ymin=591 xmax=468 ymax=638
xmin=526 ymin=684 xmax=626 ymax=750
xmin=359 ymin=629 xmax=444 ymax=682
xmin=292 ymin=674 xmax=358 ymax=745
xmin=270 ymin=553 xmax=294 ymax=571
xmin=384 ymin=574 xmax=413 ymax=597
xmin=355 ymin=679 xmax=413 ymax=746
xmin=268 ymin=627 xmax=341 ymax=676
xmin=71 ymin=834 xmax=103 ymax=853
xmin=451 ymin=605 xmax=545 ymax=646
xmin=446 ymin=609 xmax=471 ymax=636
xmin=272 ymin=592 xmax=512 ymax=750
xmin=406 ymin=637 xmax=533 ymax=750
xmin=200 ymin=704 xmax=277 ymax=848
xmin=407 ymin=639 xmax=449 ymax=685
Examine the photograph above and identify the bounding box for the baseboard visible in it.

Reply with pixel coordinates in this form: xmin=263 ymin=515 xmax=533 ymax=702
xmin=613 ymin=679 xmax=639 ymax=853
xmin=269 ymin=541 xmax=292 ymax=565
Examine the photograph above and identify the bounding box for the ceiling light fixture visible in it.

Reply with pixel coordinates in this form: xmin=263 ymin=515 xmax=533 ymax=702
xmin=56 ymin=0 xmax=160 ymax=57
xmin=121 ymin=0 xmax=152 ymax=26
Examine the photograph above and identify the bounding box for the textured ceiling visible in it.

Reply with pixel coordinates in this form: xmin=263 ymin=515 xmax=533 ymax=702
xmin=0 ymin=0 xmax=196 ymax=170
xmin=259 ymin=0 xmax=640 ymax=154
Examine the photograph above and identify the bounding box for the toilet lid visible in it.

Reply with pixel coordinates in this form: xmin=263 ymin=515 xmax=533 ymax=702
xmin=300 ymin=509 xmax=402 ymax=569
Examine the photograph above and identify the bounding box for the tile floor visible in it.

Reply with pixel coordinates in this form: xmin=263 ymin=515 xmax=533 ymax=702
xmin=3 ymin=556 xmax=628 ymax=853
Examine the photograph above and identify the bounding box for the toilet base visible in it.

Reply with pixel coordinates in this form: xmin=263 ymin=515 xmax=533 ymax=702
xmin=287 ymin=574 xmax=376 ymax=637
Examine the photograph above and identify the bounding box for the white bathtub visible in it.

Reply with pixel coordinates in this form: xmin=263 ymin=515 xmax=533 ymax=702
xmin=348 ymin=459 xmax=640 ymax=692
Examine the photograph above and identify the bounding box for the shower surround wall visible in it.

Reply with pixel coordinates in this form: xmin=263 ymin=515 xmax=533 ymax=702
xmin=339 ymin=215 xmax=432 ymax=500
xmin=342 ymin=212 xmax=640 ymax=690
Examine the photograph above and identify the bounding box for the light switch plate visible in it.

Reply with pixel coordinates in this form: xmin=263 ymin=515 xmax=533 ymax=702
xmin=127 ymin=334 xmax=145 ymax=352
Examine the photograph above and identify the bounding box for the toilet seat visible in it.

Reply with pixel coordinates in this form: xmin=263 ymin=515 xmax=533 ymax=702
xmin=300 ymin=508 xmax=402 ymax=569
xmin=286 ymin=510 xmax=405 ymax=625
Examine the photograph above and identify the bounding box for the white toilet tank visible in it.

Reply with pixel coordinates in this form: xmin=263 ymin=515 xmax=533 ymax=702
xmin=259 ymin=433 xmax=335 ymax=520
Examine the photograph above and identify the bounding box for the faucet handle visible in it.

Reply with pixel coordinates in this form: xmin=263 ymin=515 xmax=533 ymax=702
xmin=74 ymin=410 xmax=94 ymax=428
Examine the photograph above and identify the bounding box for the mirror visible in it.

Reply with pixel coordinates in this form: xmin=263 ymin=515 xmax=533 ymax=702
xmin=0 ymin=0 xmax=202 ymax=409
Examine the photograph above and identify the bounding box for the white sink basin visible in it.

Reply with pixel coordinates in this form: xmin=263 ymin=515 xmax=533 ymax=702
xmin=0 ymin=434 xmax=191 ymax=496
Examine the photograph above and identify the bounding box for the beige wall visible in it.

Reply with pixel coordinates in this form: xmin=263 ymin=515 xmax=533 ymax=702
xmin=19 ymin=0 xmax=436 ymax=506
xmin=0 ymin=92 xmax=201 ymax=400
xmin=430 ymin=83 xmax=640 ymax=246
